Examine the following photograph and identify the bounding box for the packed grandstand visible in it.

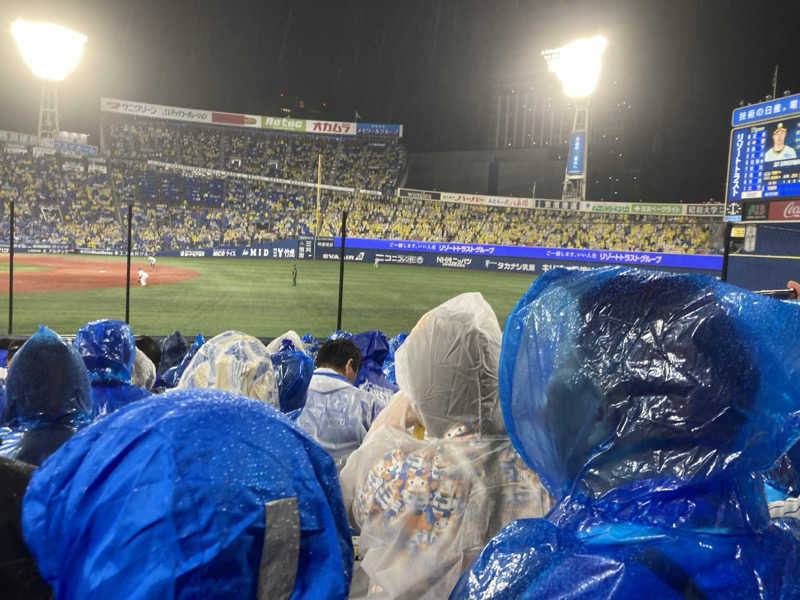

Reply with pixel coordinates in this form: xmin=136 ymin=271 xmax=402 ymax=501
xmin=0 ymin=114 xmax=723 ymax=256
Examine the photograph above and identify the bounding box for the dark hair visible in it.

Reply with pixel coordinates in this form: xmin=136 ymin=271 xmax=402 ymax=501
xmin=135 ymin=336 xmax=162 ymax=367
xmin=315 ymin=338 xmax=362 ymax=373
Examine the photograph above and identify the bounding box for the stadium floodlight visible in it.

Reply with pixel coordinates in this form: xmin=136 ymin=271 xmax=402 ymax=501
xmin=541 ymin=35 xmax=607 ymax=99
xmin=11 ymin=19 xmax=87 ymax=141
xmin=11 ymin=20 xmax=86 ymax=81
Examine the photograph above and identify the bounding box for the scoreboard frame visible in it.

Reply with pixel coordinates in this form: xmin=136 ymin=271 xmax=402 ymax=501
xmin=725 ymin=93 xmax=800 ymax=224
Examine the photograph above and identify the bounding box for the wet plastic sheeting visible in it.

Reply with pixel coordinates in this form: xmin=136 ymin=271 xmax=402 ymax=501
xmin=21 ymin=388 xmax=353 ymax=599
xmin=452 ymin=267 xmax=800 ymax=599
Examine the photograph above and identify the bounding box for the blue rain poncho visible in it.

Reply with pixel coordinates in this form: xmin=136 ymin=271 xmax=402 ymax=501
xmin=0 ymin=325 xmax=90 ymax=465
xmin=155 ymin=330 xmax=188 ymax=387
xmin=340 ymin=293 xmax=551 ymax=599
xmin=381 ymin=332 xmax=408 ymax=386
xmin=177 ymin=330 xmax=279 ymax=408
xmin=270 ymin=338 xmax=313 ymax=414
xmin=160 ymin=333 xmax=204 ymax=388
xmin=73 ymin=319 xmax=150 ymax=418
xmin=451 ymin=267 xmax=800 ymax=599
xmin=21 ymin=388 xmax=353 ymax=600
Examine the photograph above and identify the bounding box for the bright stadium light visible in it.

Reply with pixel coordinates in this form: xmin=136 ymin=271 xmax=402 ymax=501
xmin=11 ymin=19 xmax=87 ymax=141
xmin=542 ymin=35 xmax=607 ymax=98
xmin=11 ymin=20 xmax=87 ymax=81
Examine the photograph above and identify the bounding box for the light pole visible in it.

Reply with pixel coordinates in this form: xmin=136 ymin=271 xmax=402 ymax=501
xmin=11 ymin=20 xmax=87 ymax=142
xmin=542 ymin=35 xmax=606 ymax=203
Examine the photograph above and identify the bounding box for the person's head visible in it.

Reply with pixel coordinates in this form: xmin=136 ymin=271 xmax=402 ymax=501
xmin=315 ymin=338 xmax=362 ymax=383
xmin=395 ymin=292 xmax=505 ymax=439
xmin=4 ymin=325 xmax=90 ymax=425
xmin=773 ymin=123 xmax=787 ymax=150
xmin=177 ymin=330 xmax=279 ymax=407
xmin=73 ymin=319 xmax=135 ymax=384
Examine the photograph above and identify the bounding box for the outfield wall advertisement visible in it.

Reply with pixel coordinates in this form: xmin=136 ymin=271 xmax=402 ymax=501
xmin=4 ymin=238 xmax=720 ymax=276
xmin=396 ymin=187 xmax=724 ymax=216
xmin=101 ymin=97 xmax=403 ymax=138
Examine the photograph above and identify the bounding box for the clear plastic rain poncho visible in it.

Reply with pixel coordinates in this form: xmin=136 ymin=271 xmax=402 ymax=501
xmin=177 ymin=330 xmax=279 ymax=409
xmin=73 ymin=320 xmax=151 ymax=418
xmin=21 ymin=388 xmax=354 ymax=600
xmin=0 ymin=326 xmax=91 ymax=465
xmin=451 ymin=267 xmax=800 ymax=600
xmin=130 ymin=347 xmax=156 ymax=390
xmin=294 ymin=366 xmax=379 ymax=471
xmin=340 ymin=293 xmax=552 ymax=600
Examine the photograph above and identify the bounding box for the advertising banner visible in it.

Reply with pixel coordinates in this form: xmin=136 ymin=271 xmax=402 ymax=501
xmin=767 ymin=199 xmax=800 ymax=221
xmin=335 ymin=237 xmax=722 ymax=271
xmin=584 ymin=202 xmax=631 ymax=213
xmin=54 ymin=139 xmax=98 ymax=156
xmin=566 ymin=132 xmax=585 ymax=176
xmin=440 ymin=191 xmax=534 ymax=209
xmin=101 ymin=98 xmax=212 ymax=124
xmin=356 ymin=123 xmax=403 ymax=138
xmin=306 ymin=120 xmax=357 ymax=136
xmin=0 ymin=129 xmax=39 ymax=146
xmin=261 ymin=116 xmax=306 ymax=132
xmin=630 ymin=203 xmax=683 ymax=216
xmin=686 ymin=204 xmax=724 ymax=216
xmin=211 ymin=112 xmax=260 ymax=128
xmin=398 ymin=188 xmax=441 ymax=201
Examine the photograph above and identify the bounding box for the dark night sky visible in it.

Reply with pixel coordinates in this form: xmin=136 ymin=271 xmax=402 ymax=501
xmin=1 ymin=0 xmax=799 ymax=202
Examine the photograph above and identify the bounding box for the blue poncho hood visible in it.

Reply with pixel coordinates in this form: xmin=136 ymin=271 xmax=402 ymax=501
xmin=73 ymin=319 xmax=135 ymax=384
xmin=3 ymin=325 xmax=90 ymax=424
xmin=452 ymin=268 xmax=800 ymax=599
xmin=21 ymin=388 xmax=353 ymax=599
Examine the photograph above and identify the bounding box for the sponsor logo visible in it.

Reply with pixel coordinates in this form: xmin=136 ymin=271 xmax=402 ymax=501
xmin=262 ymin=116 xmax=306 ymax=131
xmin=784 ymin=201 xmax=800 ymax=219
xmin=180 ymin=250 xmax=205 ymax=257
xmin=765 ymin=200 xmax=800 ymax=221
xmin=307 ymin=120 xmax=355 ymax=135
xmin=435 ymin=256 xmax=473 ymax=269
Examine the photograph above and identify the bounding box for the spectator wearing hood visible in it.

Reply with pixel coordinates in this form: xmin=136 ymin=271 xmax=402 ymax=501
xmin=177 ymin=330 xmax=279 ymax=409
xmin=452 ymin=267 xmax=800 ymax=599
xmin=73 ymin=319 xmax=151 ymax=418
xmin=21 ymin=388 xmax=354 ymax=599
xmin=155 ymin=330 xmax=188 ymax=388
xmin=340 ymin=293 xmax=552 ymax=599
xmin=0 ymin=325 xmax=91 ymax=465
xmin=295 ymin=338 xmax=381 ymax=471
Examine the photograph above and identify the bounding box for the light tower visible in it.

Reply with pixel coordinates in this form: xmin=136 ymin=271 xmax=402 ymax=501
xmin=11 ymin=20 xmax=87 ymax=142
xmin=542 ymin=35 xmax=606 ymax=202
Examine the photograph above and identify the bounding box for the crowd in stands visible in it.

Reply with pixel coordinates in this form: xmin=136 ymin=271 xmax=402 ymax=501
xmin=104 ymin=115 xmax=407 ymax=197
xmin=3 ymin=269 xmax=800 ymax=598
xmin=0 ymin=149 xmax=722 ymax=255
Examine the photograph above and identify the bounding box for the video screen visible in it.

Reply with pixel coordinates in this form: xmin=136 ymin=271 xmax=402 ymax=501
xmin=725 ymin=115 xmax=800 ymax=221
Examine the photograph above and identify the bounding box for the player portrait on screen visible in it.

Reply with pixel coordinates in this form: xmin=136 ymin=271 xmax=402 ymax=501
xmin=764 ymin=122 xmax=797 ymax=162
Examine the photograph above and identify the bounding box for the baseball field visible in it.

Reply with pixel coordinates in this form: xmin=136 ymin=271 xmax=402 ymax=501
xmin=0 ymin=254 xmax=537 ymax=338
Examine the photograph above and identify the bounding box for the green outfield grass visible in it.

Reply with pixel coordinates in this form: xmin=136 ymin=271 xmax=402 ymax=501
xmin=2 ymin=256 xmax=537 ymax=337
xmin=0 ymin=263 xmax=48 ymax=273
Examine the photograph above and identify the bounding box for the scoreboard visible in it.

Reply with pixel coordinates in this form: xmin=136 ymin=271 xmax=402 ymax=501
xmin=725 ymin=94 xmax=800 ymax=222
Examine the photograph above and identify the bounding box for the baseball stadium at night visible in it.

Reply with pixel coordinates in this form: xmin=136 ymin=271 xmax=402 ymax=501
xmin=2 ymin=2 xmax=800 ymax=598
